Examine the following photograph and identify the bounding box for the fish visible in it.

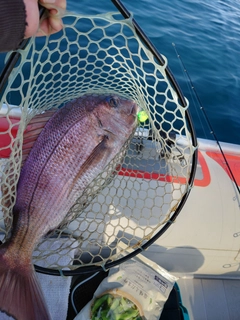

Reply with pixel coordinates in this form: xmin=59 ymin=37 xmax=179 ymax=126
xmin=0 ymin=93 xmax=139 ymax=320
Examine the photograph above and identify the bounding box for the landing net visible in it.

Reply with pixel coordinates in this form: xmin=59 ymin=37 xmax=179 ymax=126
xmin=0 ymin=12 xmax=197 ymax=273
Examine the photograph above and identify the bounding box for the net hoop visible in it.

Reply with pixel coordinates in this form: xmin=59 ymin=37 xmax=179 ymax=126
xmin=0 ymin=11 xmax=198 ymax=276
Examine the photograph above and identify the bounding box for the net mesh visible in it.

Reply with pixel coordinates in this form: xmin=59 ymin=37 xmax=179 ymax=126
xmin=0 ymin=12 xmax=196 ymax=271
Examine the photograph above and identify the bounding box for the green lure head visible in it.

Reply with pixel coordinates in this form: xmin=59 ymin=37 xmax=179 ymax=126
xmin=137 ymin=110 xmax=148 ymax=123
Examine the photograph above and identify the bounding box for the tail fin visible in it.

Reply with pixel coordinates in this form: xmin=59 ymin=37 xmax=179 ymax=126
xmin=0 ymin=245 xmax=51 ymax=320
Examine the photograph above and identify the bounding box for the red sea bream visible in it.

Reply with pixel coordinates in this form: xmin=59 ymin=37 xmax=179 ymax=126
xmin=0 ymin=93 xmax=139 ymax=320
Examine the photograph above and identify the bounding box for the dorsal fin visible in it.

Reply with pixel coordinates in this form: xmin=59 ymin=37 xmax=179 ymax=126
xmin=1 ymin=109 xmax=57 ymax=228
xmin=21 ymin=109 xmax=57 ymax=165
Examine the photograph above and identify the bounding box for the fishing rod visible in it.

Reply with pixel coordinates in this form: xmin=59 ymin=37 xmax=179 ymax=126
xmin=173 ymin=43 xmax=240 ymax=195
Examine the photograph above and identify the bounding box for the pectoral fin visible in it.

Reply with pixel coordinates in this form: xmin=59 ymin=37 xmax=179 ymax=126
xmin=69 ymin=135 xmax=111 ymax=195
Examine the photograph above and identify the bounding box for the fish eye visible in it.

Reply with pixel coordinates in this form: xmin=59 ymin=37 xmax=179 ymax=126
xmin=107 ymin=97 xmax=119 ymax=108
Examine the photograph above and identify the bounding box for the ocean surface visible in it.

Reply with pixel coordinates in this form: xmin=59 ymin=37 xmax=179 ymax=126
xmin=1 ymin=0 xmax=240 ymax=145
xmin=67 ymin=0 xmax=240 ymax=145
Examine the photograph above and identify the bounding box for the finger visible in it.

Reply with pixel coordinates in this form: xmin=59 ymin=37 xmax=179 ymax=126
xmin=37 ymin=16 xmax=63 ymax=36
xmin=36 ymin=5 xmax=65 ymax=37
xmin=40 ymin=0 xmax=66 ymax=11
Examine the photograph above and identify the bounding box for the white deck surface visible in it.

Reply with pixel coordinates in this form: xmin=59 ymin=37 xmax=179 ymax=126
xmin=178 ymin=278 xmax=240 ymax=320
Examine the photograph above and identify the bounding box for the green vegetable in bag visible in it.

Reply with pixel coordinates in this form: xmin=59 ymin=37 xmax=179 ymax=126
xmin=91 ymin=293 xmax=142 ymax=320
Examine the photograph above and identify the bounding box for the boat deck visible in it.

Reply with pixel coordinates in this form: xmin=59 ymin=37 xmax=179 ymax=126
xmin=178 ymin=277 xmax=240 ymax=320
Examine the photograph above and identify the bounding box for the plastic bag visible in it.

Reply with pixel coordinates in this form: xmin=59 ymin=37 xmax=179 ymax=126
xmin=74 ymin=245 xmax=177 ymax=320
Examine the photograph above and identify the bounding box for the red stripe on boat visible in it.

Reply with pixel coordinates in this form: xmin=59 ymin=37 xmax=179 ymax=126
xmin=206 ymin=151 xmax=240 ymax=186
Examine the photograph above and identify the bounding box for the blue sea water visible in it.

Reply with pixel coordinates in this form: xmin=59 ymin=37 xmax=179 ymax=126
xmin=1 ymin=0 xmax=239 ymax=145
xmin=67 ymin=0 xmax=240 ymax=145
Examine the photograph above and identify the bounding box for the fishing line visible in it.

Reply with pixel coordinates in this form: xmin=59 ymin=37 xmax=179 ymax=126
xmin=173 ymin=43 xmax=240 ymax=195
xmin=171 ymin=48 xmax=208 ymax=141
xmin=70 ymin=272 xmax=100 ymax=315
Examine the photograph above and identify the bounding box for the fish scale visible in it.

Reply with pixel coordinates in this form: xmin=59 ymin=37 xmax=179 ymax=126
xmin=0 ymin=93 xmax=138 ymax=320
